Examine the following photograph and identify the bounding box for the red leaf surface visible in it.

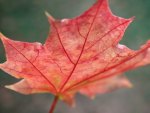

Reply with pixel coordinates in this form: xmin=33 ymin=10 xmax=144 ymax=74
xmin=0 ymin=0 xmax=150 ymax=105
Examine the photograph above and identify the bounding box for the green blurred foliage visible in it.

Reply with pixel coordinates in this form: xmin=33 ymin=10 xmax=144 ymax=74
xmin=0 ymin=0 xmax=150 ymax=113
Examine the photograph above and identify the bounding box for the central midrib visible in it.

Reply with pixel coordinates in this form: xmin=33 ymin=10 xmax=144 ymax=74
xmin=59 ymin=0 xmax=104 ymax=93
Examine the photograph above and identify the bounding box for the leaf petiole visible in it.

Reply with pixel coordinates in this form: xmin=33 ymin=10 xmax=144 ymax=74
xmin=49 ymin=96 xmax=59 ymax=113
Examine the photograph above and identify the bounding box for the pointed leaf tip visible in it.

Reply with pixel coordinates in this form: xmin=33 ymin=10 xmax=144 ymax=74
xmin=131 ymin=16 xmax=135 ymax=20
xmin=121 ymin=78 xmax=133 ymax=88
xmin=5 ymin=85 xmax=13 ymax=90
xmin=0 ymin=32 xmax=8 ymax=41
xmin=0 ymin=32 xmax=4 ymax=39
xmin=129 ymin=16 xmax=135 ymax=23
xmin=45 ymin=11 xmax=55 ymax=22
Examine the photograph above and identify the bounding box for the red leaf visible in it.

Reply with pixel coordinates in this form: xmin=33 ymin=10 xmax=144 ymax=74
xmin=0 ymin=0 xmax=150 ymax=105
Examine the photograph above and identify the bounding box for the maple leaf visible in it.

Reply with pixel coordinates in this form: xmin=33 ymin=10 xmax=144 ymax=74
xmin=0 ymin=0 xmax=150 ymax=108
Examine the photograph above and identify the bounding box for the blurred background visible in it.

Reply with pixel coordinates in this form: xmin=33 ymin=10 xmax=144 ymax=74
xmin=0 ymin=0 xmax=150 ymax=113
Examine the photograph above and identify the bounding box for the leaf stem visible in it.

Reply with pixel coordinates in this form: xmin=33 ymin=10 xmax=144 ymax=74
xmin=49 ymin=96 xmax=59 ymax=113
